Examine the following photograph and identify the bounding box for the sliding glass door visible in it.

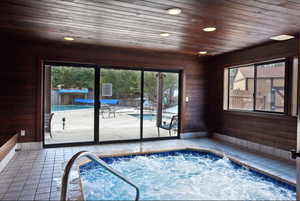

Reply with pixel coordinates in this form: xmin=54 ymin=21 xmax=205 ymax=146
xmin=143 ymin=72 xmax=179 ymax=139
xmin=99 ymin=68 xmax=141 ymax=142
xmin=44 ymin=63 xmax=180 ymax=146
xmin=44 ymin=65 xmax=95 ymax=145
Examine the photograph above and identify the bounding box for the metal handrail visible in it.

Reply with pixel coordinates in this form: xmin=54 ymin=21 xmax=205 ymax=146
xmin=60 ymin=151 xmax=140 ymax=201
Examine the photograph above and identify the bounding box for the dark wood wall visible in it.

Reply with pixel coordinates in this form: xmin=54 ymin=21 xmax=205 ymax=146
xmin=206 ymin=39 xmax=299 ymax=150
xmin=0 ymin=39 xmax=208 ymax=143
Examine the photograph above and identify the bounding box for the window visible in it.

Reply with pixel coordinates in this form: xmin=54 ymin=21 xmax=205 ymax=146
xmin=228 ymin=65 xmax=254 ymax=111
xmin=225 ymin=59 xmax=288 ymax=113
xmin=255 ymin=62 xmax=285 ymax=112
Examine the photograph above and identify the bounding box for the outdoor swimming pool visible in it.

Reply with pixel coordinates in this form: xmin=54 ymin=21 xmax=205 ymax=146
xmin=51 ymin=105 xmax=93 ymax=112
xmin=79 ymin=150 xmax=296 ymax=200
xmin=128 ymin=114 xmax=156 ymax=121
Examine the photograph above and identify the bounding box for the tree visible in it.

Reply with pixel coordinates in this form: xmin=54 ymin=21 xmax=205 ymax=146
xmin=144 ymin=72 xmax=178 ymax=107
xmin=144 ymin=72 xmax=157 ymax=102
xmin=163 ymin=73 xmax=178 ymax=106
xmin=100 ymin=69 xmax=140 ymax=99
xmin=51 ymin=67 xmax=94 ymax=89
xmin=51 ymin=67 xmax=179 ymax=106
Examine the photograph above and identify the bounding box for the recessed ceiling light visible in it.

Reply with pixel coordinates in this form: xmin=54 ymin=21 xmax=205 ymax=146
xmin=160 ymin=32 xmax=170 ymax=37
xmin=64 ymin=37 xmax=74 ymax=41
xmin=203 ymin=27 xmax=217 ymax=32
xmin=167 ymin=8 xmax=182 ymax=15
xmin=270 ymin=35 xmax=295 ymax=41
xmin=198 ymin=51 xmax=208 ymax=55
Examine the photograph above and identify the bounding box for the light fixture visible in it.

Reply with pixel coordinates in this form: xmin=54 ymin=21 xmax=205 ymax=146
xmin=167 ymin=8 xmax=182 ymax=15
xmin=198 ymin=51 xmax=208 ymax=55
xmin=203 ymin=27 xmax=217 ymax=32
xmin=64 ymin=37 xmax=74 ymax=41
xmin=270 ymin=35 xmax=295 ymax=41
xmin=160 ymin=32 xmax=170 ymax=37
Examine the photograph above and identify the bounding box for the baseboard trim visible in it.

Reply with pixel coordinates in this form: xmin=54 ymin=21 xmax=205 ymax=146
xmin=17 ymin=142 xmax=43 ymax=150
xmin=181 ymin=132 xmax=208 ymax=139
xmin=213 ymin=133 xmax=292 ymax=161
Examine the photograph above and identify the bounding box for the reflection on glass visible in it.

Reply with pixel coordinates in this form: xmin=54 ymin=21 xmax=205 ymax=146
xmin=143 ymin=72 xmax=179 ymax=138
xmin=229 ymin=66 xmax=254 ymax=110
xmin=99 ymin=69 xmax=141 ymax=141
xmin=255 ymin=62 xmax=285 ymax=112
xmin=44 ymin=66 xmax=95 ymax=144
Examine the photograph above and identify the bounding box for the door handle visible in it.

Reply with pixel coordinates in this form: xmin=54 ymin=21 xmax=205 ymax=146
xmin=290 ymin=150 xmax=300 ymax=160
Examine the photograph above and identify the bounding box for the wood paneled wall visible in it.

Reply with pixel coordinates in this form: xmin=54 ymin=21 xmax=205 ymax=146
xmin=0 ymin=39 xmax=208 ymax=143
xmin=206 ymin=39 xmax=299 ymax=150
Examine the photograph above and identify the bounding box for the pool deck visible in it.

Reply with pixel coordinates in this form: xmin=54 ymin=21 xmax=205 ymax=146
xmin=0 ymin=138 xmax=296 ymax=200
xmin=45 ymin=108 xmax=176 ymax=144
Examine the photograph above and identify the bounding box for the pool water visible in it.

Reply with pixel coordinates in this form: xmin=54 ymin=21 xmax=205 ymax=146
xmin=51 ymin=105 xmax=94 ymax=112
xmin=79 ymin=150 xmax=296 ymax=200
xmin=129 ymin=114 xmax=156 ymax=121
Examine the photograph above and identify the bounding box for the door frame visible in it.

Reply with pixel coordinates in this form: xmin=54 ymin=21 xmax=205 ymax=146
xmin=42 ymin=61 xmax=182 ymax=148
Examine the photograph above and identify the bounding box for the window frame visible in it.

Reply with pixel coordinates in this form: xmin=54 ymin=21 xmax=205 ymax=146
xmin=226 ymin=58 xmax=290 ymax=115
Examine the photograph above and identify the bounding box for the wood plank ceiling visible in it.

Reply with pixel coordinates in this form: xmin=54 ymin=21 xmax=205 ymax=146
xmin=0 ymin=0 xmax=299 ymax=55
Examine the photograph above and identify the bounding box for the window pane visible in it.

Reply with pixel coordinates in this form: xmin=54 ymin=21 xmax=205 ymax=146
xmin=255 ymin=62 xmax=285 ymax=112
xmin=229 ymin=66 xmax=254 ymax=110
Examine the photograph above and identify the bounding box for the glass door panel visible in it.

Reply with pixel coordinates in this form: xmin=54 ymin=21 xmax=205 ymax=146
xmin=162 ymin=72 xmax=179 ymax=136
xmin=99 ymin=68 xmax=141 ymax=142
xmin=143 ymin=71 xmax=179 ymax=139
xmin=44 ymin=65 xmax=95 ymax=145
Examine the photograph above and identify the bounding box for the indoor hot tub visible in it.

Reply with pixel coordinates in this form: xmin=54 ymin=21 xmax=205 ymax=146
xmin=78 ymin=149 xmax=296 ymax=200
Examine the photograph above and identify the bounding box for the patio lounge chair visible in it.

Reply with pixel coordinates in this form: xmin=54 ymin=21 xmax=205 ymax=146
xmin=157 ymin=115 xmax=178 ymax=137
xmin=45 ymin=113 xmax=54 ymax=138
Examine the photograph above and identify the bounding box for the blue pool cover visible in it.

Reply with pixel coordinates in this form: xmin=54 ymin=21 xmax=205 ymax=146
xmin=58 ymin=89 xmax=89 ymax=93
xmin=74 ymin=99 xmax=119 ymax=104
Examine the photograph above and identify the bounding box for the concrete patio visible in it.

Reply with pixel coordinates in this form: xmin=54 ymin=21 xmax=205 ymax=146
xmin=45 ymin=107 xmax=177 ymax=144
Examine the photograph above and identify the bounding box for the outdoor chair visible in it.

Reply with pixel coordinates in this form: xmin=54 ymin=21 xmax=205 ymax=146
xmin=100 ymin=104 xmax=116 ymax=118
xmin=157 ymin=115 xmax=178 ymax=137
xmin=44 ymin=113 xmax=54 ymax=138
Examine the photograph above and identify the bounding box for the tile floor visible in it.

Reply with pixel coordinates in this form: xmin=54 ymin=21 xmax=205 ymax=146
xmin=0 ymin=138 xmax=296 ymax=201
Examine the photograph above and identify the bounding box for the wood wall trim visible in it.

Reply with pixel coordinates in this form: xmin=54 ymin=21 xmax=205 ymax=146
xmin=0 ymin=134 xmax=18 ymax=161
xmin=223 ymin=110 xmax=297 ymax=120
